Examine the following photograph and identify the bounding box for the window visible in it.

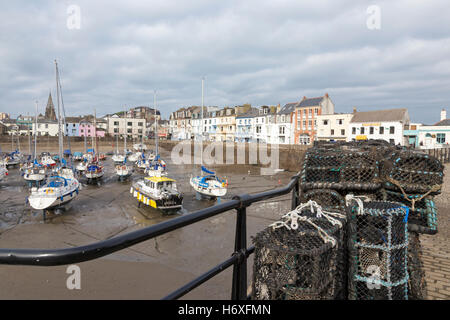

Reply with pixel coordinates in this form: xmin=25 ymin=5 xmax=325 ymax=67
xmin=308 ymin=120 xmax=312 ymax=126
xmin=390 ymin=126 xmax=395 ymax=134
xmin=314 ymin=120 xmax=317 ymax=127
xmin=279 ymin=126 xmax=285 ymax=134
xmin=45 ymin=124 xmax=48 ymax=129
xmin=309 ymin=109 xmax=312 ymax=115
xmin=113 ymin=128 xmax=118 ymax=133
xmin=303 ymin=120 xmax=306 ymax=127
xmin=114 ymin=121 xmax=119 ymax=126
xmin=352 ymin=127 xmax=356 ymax=134
xmin=389 ymin=139 xmax=395 ymax=144
xmin=127 ymin=129 xmax=132 ymax=133
xmin=380 ymin=126 xmax=384 ymax=134
xmin=331 ymin=129 xmax=334 ymax=135
xmin=370 ymin=127 xmax=374 ymax=134
xmin=314 ymin=108 xmax=318 ymax=115
xmin=138 ymin=122 xmax=143 ymax=126
xmin=437 ymin=133 xmax=446 ymax=143
xmin=323 ymin=120 xmax=328 ymax=125
xmin=138 ymin=129 xmax=142 ymax=133
xmin=127 ymin=122 xmax=132 ymax=126
xmin=337 ymin=119 xmax=343 ymax=125
xmin=341 ymin=129 xmax=345 ymax=136
xmin=360 ymin=127 xmax=365 ymax=134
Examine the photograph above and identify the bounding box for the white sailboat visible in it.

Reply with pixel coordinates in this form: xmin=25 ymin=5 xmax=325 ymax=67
xmin=22 ymin=101 xmax=46 ymax=186
xmin=145 ymin=91 xmax=167 ymax=177
xmin=115 ymin=132 xmax=133 ymax=181
xmin=29 ymin=60 xmax=80 ymax=211
xmin=111 ymin=129 xmax=125 ymax=164
xmin=190 ymin=78 xmax=228 ymax=199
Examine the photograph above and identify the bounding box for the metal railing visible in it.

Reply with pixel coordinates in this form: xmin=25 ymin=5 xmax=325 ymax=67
xmin=0 ymin=172 xmax=300 ymax=300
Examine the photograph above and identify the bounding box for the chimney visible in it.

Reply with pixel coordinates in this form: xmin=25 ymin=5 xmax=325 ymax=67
xmin=302 ymin=96 xmax=307 ymax=100
xmin=324 ymin=93 xmax=329 ymax=98
xmin=353 ymin=107 xmax=357 ymax=113
xmin=441 ymin=108 xmax=447 ymax=121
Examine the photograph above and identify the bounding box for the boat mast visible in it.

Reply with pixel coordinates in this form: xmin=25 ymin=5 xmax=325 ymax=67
xmin=34 ymin=100 xmax=38 ymax=160
xmin=154 ymin=90 xmax=158 ymax=156
xmin=94 ymin=109 xmax=97 ymax=155
xmin=55 ymin=60 xmax=63 ymax=163
xmin=200 ymin=77 xmax=204 ymax=175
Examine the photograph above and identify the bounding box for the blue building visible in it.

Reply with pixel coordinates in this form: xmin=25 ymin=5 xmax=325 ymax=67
xmin=65 ymin=117 xmax=81 ymax=137
xmin=235 ymin=108 xmax=259 ymax=143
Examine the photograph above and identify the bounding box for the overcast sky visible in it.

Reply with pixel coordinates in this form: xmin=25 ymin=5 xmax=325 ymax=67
xmin=1 ymin=0 xmax=449 ymax=124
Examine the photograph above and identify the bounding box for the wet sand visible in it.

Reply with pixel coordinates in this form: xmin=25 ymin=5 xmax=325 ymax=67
xmin=0 ymin=146 xmax=294 ymax=299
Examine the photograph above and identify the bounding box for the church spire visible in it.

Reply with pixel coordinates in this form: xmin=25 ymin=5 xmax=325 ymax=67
xmin=45 ymin=92 xmax=57 ymax=121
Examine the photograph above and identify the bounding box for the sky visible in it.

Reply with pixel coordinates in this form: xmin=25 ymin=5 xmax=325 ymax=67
xmin=1 ymin=0 xmax=450 ymax=124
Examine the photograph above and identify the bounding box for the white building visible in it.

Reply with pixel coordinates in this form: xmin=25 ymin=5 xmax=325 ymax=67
xmin=348 ymin=108 xmax=410 ymax=145
xmin=107 ymin=115 xmax=146 ymax=139
xmin=253 ymin=106 xmax=278 ymax=143
xmin=317 ymin=113 xmax=354 ymax=142
xmin=417 ymin=109 xmax=450 ymax=149
xmin=275 ymin=103 xmax=296 ymax=144
xmin=32 ymin=120 xmax=59 ymax=136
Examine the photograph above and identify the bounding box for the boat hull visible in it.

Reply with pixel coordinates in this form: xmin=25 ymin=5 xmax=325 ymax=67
xmin=190 ymin=176 xmax=227 ymax=198
xmin=130 ymin=186 xmax=183 ymax=211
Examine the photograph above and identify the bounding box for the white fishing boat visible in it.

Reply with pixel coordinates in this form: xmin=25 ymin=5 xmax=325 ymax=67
xmin=130 ymin=176 xmax=183 ymax=211
xmin=28 ymin=60 xmax=80 ymax=210
xmin=190 ymin=79 xmax=228 ymax=199
xmin=112 ymin=130 xmax=125 ymax=164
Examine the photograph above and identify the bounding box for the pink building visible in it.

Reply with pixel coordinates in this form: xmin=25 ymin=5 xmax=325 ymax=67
xmin=79 ymin=123 xmax=105 ymax=137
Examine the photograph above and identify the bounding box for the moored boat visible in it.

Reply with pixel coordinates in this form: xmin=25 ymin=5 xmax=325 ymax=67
xmin=130 ymin=176 xmax=183 ymax=211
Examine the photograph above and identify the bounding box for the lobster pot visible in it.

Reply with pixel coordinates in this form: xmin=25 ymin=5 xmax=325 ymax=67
xmin=382 ymin=151 xmax=443 ymax=195
xmin=347 ymin=201 xmax=409 ymax=300
xmin=382 ymin=189 xmax=437 ymax=235
xmin=252 ymin=212 xmax=345 ymax=300
xmin=300 ymin=149 xmax=381 ymax=192
xmin=301 ymin=189 xmax=346 ymax=212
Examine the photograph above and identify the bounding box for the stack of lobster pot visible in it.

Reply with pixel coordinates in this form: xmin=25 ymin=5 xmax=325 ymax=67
xmin=346 ymin=198 xmax=409 ymax=300
xmin=252 ymin=201 xmax=347 ymax=300
xmin=380 ymin=150 xmax=443 ymax=235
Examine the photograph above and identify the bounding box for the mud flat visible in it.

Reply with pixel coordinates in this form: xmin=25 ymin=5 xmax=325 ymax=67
xmin=0 ymin=146 xmax=296 ymax=299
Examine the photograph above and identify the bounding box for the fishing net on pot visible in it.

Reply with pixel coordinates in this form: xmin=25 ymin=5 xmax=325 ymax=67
xmin=407 ymin=232 xmax=427 ymax=300
xmin=345 ymin=197 xmax=409 ymax=300
xmin=381 ymin=151 xmax=443 ymax=195
xmin=380 ymin=189 xmax=438 ymax=235
xmin=252 ymin=201 xmax=347 ymax=300
xmin=300 ymin=189 xmax=346 ymax=212
xmin=300 ymin=149 xmax=381 ymax=192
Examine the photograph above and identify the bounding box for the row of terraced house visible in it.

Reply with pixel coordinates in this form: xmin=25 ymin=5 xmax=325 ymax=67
xmin=169 ymin=93 xmax=450 ymax=148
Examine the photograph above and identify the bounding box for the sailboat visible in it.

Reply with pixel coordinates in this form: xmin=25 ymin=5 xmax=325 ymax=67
xmin=145 ymin=91 xmax=167 ymax=177
xmin=115 ymin=131 xmax=133 ymax=181
xmin=190 ymin=78 xmax=228 ymax=199
xmin=111 ymin=128 xmax=125 ymax=164
xmin=84 ymin=110 xmax=104 ymax=183
xmin=22 ymin=101 xmax=46 ymax=186
xmin=29 ymin=60 xmax=80 ymax=211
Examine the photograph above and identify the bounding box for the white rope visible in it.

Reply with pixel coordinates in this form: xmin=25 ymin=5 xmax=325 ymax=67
xmin=345 ymin=194 xmax=369 ymax=215
xmin=269 ymin=200 xmax=342 ymax=247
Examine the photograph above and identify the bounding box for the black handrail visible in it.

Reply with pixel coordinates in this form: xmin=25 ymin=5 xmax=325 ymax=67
xmin=0 ymin=172 xmax=301 ymax=299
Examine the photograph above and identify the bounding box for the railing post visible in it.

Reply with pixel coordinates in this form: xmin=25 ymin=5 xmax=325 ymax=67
xmin=231 ymin=195 xmax=250 ymax=300
xmin=291 ymin=177 xmax=300 ymax=210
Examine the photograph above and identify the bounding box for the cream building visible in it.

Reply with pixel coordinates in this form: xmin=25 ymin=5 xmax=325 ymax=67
xmin=107 ymin=115 xmax=146 ymax=139
xmin=316 ymin=113 xmax=354 ymax=142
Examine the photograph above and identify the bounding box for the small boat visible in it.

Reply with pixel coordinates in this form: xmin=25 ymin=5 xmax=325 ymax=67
xmin=73 ymin=152 xmax=84 ymax=161
xmin=112 ymin=153 xmax=125 ymax=164
xmin=115 ymin=158 xmax=133 ymax=181
xmin=84 ymin=159 xmax=104 ymax=182
xmin=145 ymin=155 xmax=167 ymax=177
xmin=127 ymin=152 xmax=140 ymax=163
xmin=0 ymin=165 xmax=8 ymax=181
xmin=133 ymin=143 xmax=147 ymax=151
xmin=190 ymin=166 xmax=228 ymax=198
xmin=21 ymin=160 xmax=46 ymax=186
xmin=41 ymin=153 xmax=56 ymax=167
xmin=28 ymin=174 xmax=79 ymax=210
xmin=130 ymin=176 xmax=183 ymax=211
xmin=136 ymin=153 xmax=148 ymax=171
xmin=0 ymin=151 xmax=21 ymax=167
